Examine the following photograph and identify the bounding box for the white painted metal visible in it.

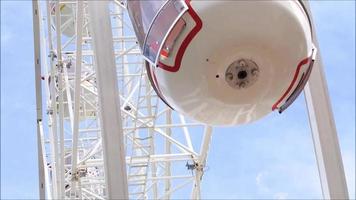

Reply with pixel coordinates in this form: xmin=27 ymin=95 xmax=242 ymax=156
xmin=140 ymin=1 xmax=314 ymax=125
xmin=32 ymin=1 xmax=46 ymax=198
xmin=192 ymin=126 xmax=213 ymax=200
xmin=70 ymin=0 xmax=83 ymax=197
xmin=34 ymin=0 xmax=212 ymax=199
xmin=33 ymin=1 xmax=348 ymax=199
xmin=55 ymin=2 xmax=67 ymax=198
xmin=39 ymin=121 xmax=53 ymax=199
xmin=88 ymin=1 xmax=128 ymax=198
xmin=302 ymin=2 xmax=349 ymax=199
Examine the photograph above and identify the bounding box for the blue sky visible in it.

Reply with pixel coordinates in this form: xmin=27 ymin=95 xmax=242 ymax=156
xmin=1 ymin=1 xmax=355 ymax=199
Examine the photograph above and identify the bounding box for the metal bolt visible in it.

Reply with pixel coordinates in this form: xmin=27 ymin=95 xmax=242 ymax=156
xmin=124 ymin=105 xmax=131 ymax=111
xmin=226 ymin=73 xmax=233 ymax=81
xmin=239 ymin=82 xmax=246 ymax=88
xmin=239 ymin=60 xmax=246 ymax=67
xmin=251 ymin=68 xmax=259 ymax=76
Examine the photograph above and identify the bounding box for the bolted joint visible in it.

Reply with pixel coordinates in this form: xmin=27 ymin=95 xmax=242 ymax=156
xmin=48 ymin=51 xmax=57 ymax=60
xmin=46 ymin=108 xmax=54 ymax=115
xmin=56 ymin=61 xmax=64 ymax=72
xmin=186 ymin=161 xmax=204 ymax=172
xmin=71 ymin=167 xmax=88 ymax=181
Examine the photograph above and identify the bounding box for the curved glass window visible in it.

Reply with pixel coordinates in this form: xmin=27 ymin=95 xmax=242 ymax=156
xmin=127 ymin=0 xmax=165 ymax=48
xmin=127 ymin=0 xmax=188 ymax=64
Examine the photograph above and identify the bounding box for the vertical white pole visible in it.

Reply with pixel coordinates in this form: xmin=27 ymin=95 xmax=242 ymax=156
xmin=199 ymin=126 xmax=213 ymax=168
xmin=165 ymin=109 xmax=172 ymax=199
xmin=44 ymin=5 xmax=58 ymax=198
xmin=303 ymin=1 xmax=349 ymax=199
xmin=32 ymin=1 xmax=46 ymax=198
xmin=54 ymin=2 xmax=65 ymax=198
xmin=71 ymin=0 xmax=84 ymax=196
xmin=191 ymin=126 xmax=213 ymax=200
xmin=88 ymin=1 xmax=129 ymax=199
xmin=38 ymin=121 xmax=53 ymax=199
xmin=146 ymin=76 xmax=158 ymax=198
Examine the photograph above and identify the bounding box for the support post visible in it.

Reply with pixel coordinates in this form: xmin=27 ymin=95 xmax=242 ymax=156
xmin=43 ymin=5 xmax=58 ymax=198
xmin=32 ymin=1 xmax=46 ymax=198
xmin=88 ymin=1 xmax=129 ymax=199
xmin=54 ymin=2 xmax=65 ymax=198
xmin=303 ymin=1 xmax=349 ymax=199
xmin=71 ymin=0 xmax=84 ymax=196
xmin=191 ymin=126 xmax=213 ymax=200
xmin=165 ymin=109 xmax=172 ymax=199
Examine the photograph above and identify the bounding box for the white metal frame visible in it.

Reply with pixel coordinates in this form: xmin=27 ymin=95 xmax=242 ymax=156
xmin=302 ymin=2 xmax=349 ymax=199
xmin=32 ymin=1 xmax=46 ymax=198
xmin=87 ymin=1 xmax=128 ymax=198
xmin=33 ymin=0 xmax=348 ymax=199
xmin=33 ymin=0 xmax=213 ymax=199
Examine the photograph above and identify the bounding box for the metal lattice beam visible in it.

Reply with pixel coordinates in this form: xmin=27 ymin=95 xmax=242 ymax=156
xmin=33 ymin=0 xmax=213 ymax=199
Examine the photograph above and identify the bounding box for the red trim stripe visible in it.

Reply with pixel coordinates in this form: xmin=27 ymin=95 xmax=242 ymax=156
xmin=145 ymin=62 xmax=174 ymax=109
xmin=157 ymin=0 xmax=203 ymax=72
xmin=272 ymin=57 xmax=310 ymax=111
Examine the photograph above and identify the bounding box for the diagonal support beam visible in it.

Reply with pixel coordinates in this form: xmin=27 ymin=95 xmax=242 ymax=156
xmin=302 ymin=1 xmax=349 ymax=199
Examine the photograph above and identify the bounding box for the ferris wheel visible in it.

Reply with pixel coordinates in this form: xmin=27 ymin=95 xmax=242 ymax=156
xmin=32 ymin=0 xmax=349 ymax=199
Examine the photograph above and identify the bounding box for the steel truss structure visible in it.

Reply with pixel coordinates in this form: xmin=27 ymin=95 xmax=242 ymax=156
xmin=33 ymin=1 xmax=212 ymax=199
xmin=33 ymin=0 xmax=349 ymax=200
